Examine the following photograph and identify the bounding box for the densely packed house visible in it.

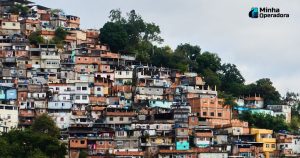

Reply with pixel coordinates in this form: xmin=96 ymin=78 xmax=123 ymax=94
xmin=0 ymin=1 xmax=298 ymax=158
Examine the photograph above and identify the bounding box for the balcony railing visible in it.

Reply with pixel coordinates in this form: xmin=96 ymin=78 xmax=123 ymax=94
xmin=3 ymin=57 xmax=16 ymax=63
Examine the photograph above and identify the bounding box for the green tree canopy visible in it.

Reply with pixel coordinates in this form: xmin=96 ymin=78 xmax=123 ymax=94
xmin=31 ymin=114 xmax=60 ymax=138
xmin=9 ymin=4 xmax=29 ymax=16
xmin=239 ymin=111 xmax=288 ymax=132
xmin=0 ymin=129 xmax=67 ymax=158
xmin=220 ymin=63 xmax=245 ymax=96
xmin=28 ymin=31 xmax=44 ymax=47
xmin=100 ymin=22 xmax=129 ymax=52
xmin=99 ymin=9 xmax=163 ymax=53
xmin=196 ymin=51 xmax=221 ymax=73
xmin=244 ymin=78 xmax=281 ymax=105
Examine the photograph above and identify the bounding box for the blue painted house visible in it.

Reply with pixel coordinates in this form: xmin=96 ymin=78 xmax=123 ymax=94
xmin=0 ymin=86 xmax=17 ymax=100
xmin=176 ymin=139 xmax=190 ymax=150
xmin=5 ymin=89 xmax=17 ymax=100
xmin=0 ymin=89 xmax=5 ymax=99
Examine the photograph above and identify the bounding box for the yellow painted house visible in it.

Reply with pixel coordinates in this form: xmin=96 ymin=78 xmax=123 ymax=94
xmin=250 ymin=128 xmax=276 ymax=158
xmin=146 ymin=136 xmax=173 ymax=146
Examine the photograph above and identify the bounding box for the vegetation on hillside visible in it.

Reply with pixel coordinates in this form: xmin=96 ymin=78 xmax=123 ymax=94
xmin=239 ymin=111 xmax=289 ymax=132
xmin=99 ymin=9 xmax=282 ymax=105
xmin=0 ymin=114 xmax=67 ymax=158
xmin=28 ymin=27 xmax=67 ymax=48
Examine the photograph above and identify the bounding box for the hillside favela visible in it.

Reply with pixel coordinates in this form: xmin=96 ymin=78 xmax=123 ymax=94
xmin=0 ymin=0 xmax=299 ymax=158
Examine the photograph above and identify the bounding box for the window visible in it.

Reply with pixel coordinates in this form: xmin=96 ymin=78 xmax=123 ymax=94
xmin=117 ymin=131 xmax=124 ymax=136
xmin=118 ymin=71 xmax=121 ymax=75
xmin=75 ymin=96 xmax=80 ymax=100
xmin=97 ymin=87 xmax=101 ymax=91
xmin=210 ymin=112 xmax=214 ymax=116
xmin=126 ymin=71 xmax=129 ymax=75
xmin=82 ymin=96 xmax=87 ymax=100
xmin=56 ymin=87 xmax=59 ymax=90
xmin=2 ymin=22 xmax=5 ymax=26
xmin=82 ymin=87 xmax=87 ymax=90
xmin=60 ymin=117 xmax=64 ymax=121
xmin=13 ymin=23 xmax=16 ymax=26
xmin=80 ymin=140 xmax=85 ymax=144
xmin=203 ymin=112 xmax=207 ymax=116
xmin=191 ymin=117 xmax=195 ymax=121
xmin=218 ymin=113 xmax=222 ymax=117
xmin=77 ymin=87 xmax=81 ymax=90
xmin=119 ymin=117 xmax=124 ymax=121
xmin=109 ymin=117 xmax=113 ymax=121
xmin=271 ymin=144 xmax=275 ymax=148
xmin=266 ymin=144 xmax=270 ymax=148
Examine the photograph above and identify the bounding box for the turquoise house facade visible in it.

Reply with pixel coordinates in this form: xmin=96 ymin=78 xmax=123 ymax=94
xmin=0 ymin=89 xmax=17 ymax=100
xmin=6 ymin=89 xmax=17 ymax=100
xmin=176 ymin=141 xmax=190 ymax=150
xmin=0 ymin=89 xmax=5 ymax=99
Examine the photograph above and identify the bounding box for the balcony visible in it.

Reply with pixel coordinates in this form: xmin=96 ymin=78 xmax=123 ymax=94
xmin=41 ymin=55 xmax=60 ymax=60
xmin=89 ymin=96 xmax=107 ymax=104
xmin=258 ymin=138 xmax=276 ymax=143
xmin=277 ymin=138 xmax=293 ymax=143
xmin=19 ymin=111 xmax=35 ymax=117
xmin=19 ymin=119 xmax=33 ymax=125
xmin=65 ymin=35 xmax=76 ymax=41
xmin=3 ymin=57 xmax=16 ymax=63
xmin=61 ymin=59 xmax=75 ymax=65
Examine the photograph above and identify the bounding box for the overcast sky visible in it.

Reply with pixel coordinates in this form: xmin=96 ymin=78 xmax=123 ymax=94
xmin=33 ymin=0 xmax=300 ymax=95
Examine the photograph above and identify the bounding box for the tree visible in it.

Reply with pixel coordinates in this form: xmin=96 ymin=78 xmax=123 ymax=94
xmin=79 ymin=150 xmax=88 ymax=158
xmin=244 ymin=78 xmax=281 ymax=105
xmin=51 ymin=27 xmax=68 ymax=48
xmin=109 ymin=9 xmax=126 ymax=23
xmin=100 ymin=9 xmax=163 ymax=53
xmin=202 ymin=68 xmax=221 ymax=88
xmin=28 ymin=31 xmax=44 ymax=47
xmin=175 ymin=43 xmax=201 ymax=61
xmin=150 ymin=46 xmax=172 ymax=67
xmin=220 ymin=63 xmax=245 ymax=96
xmin=31 ymin=114 xmax=60 ymax=138
xmin=0 ymin=129 xmax=66 ymax=158
xmin=50 ymin=9 xmax=64 ymax=15
xmin=100 ymin=22 xmax=128 ymax=52
xmin=239 ymin=111 xmax=288 ymax=132
xmin=9 ymin=4 xmax=29 ymax=16
xmin=196 ymin=51 xmax=221 ymax=74
xmin=54 ymin=27 xmax=67 ymax=41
